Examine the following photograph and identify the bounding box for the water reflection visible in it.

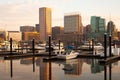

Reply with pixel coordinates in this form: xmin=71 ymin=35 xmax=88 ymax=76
xmin=12 ymin=58 xmax=111 ymax=80
xmin=1 ymin=57 xmax=119 ymax=80
xmin=32 ymin=57 xmax=35 ymax=72
xmin=91 ymin=59 xmax=104 ymax=73
xmin=104 ymin=64 xmax=112 ymax=80
xmin=63 ymin=59 xmax=83 ymax=76
xmin=51 ymin=59 xmax=84 ymax=79
xmin=10 ymin=59 xmax=13 ymax=78
xmin=39 ymin=58 xmax=52 ymax=80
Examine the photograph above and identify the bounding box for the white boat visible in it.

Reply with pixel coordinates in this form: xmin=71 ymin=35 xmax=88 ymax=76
xmin=35 ymin=43 xmax=46 ymax=50
xmin=1 ymin=41 xmax=18 ymax=51
xmin=78 ymin=42 xmax=103 ymax=51
xmin=55 ymin=50 xmax=79 ymax=60
xmin=99 ymin=46 xmax=120 ymax=56
xmin=53 ymin=43 xmax=64 ymax=50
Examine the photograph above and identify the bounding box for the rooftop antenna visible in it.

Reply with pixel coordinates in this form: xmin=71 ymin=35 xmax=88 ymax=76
xmin=109 ymin=12 xmax=111 ymax=21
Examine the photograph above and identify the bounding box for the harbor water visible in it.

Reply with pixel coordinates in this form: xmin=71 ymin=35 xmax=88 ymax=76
xmin=0 ymin=56 xmax=120 ymax=80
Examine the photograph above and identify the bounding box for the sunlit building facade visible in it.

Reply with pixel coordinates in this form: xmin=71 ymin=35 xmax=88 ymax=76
xmin=64 ymin=13 xmax=83 ymax=34
xmin=23 ymin=32 xmax=40 ymax=41
xmin=8 ymin=31 xmax=22 ymax=42
xmin=39 ymin=7 xmax=52 ymax=41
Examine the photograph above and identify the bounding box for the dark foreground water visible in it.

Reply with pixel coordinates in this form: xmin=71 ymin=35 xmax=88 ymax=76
xmin=0 ymin=56 xmax=120 ymax=80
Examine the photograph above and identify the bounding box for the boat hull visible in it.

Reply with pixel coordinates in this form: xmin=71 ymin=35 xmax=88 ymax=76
xmin=56 ymin=52 xmax=78 ymax=60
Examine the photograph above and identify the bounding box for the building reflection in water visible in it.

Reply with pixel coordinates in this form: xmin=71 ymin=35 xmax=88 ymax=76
xmin=63 ymin=59 xmax=83 ymax=77
xmin=91 ymin=59 xmax=104 ymax=73
xmin=85 ymin=59 xmax=104 ymax=73
xmin=19 ymin=57 xmax=115 ymax=80
xmin=39 ymin=58 xmax=52 ymax=80
xmin=10 ymin=59 xmax=13 ymax=78
xmin=104 ymin=64 xmax=112 ymax=80
xmin=38 ymin=58 xmax=84 ymax=80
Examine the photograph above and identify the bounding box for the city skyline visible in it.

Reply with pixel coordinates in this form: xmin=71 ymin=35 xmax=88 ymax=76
xmin=0 ymin=0 xmax=120 ymax=31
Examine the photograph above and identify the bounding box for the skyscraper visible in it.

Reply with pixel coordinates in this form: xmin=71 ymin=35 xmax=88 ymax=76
xmin=89 ymin=16 xmax=106 ymax=41
xmin=107 ymin=21 xmax=115 ymax=35
xmin=91 ymin=16 xmax=105 ymax=33
xmin=39 ymin=7 xmax=52 ymax=41
xmin=64 ymin=13 xmax=83 ymax=34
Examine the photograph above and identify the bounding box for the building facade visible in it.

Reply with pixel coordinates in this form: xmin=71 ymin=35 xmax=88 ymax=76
xmin=52 ymin=26 xmax=64 ymax=40
xmin=89 ymin=16 xmax=106 ymax=42
xmin=8 ymin=31 xmax=22 ymax=42
xmin=20 ymin=26 xmax=35 ymax=32
xmin=64 ymin=13 xmax=83 ymax=34
xmin=35 ymin=24 xmax=40 ymax=33
xmin=107 ymin=21 xmax=116 ymax=35
xmin=23 ymin=32 xmax=40 ymax=41
xmin=84 ymin=24 xmax=91 ymax=41
xmin=0 ymin=30 xmax=7 ymax=41
xmin=91 ymin=16 xmax=105 ymax=33
xmin=39 ymin=7 xmax=52 ymax=41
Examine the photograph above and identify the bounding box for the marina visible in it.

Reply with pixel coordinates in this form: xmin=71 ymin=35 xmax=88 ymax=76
xmin=0 ymin=34 xmax=120 ymax=80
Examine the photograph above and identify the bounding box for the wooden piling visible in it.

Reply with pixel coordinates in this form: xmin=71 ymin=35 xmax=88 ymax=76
xmin=10 ymin=38 xmax=12 ymax=55
xmin=89 ymin=40 xmax=90 ymax=50
xmin=59 ymin=40 xmax=60 ymax=50
xmin=104 ymin=33 xmax=107 ymax=60
xmin=32 ymin=39 xmax=35 ymax=55
xmin=109 ymin=35 xmax=112 ymax=57
xmin=92 ymin=38 xmax=94 ymax=54
xmin=49 ymin=36 xmax=51 ymax=57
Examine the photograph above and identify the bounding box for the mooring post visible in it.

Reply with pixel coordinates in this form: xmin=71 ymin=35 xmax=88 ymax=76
xmin=89 ymin=40 xmax=90 ymax=50
xmin=32 ymin=39 xmax=35 ymax=55
xmin=59 ymin=40 xmax=60 ymax=50
xmin=104 ymin=33 xmax=107 ymax=60
xmin=18 ymin=43 xmax=19 ymax=53
xmin=49 ymin=36 xmax=51 ymax=57
xmin=109 ymin=35 xmax=112 ymax=57
xmin=113 ymin=40 xmax=116 ymax=48
xmin=10 ymin=38 xmax=12 ymax=55
xmin=92 ymin=38 xmax=94 ymax=54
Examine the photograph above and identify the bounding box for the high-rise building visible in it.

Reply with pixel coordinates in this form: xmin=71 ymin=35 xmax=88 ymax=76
xmin=91 ymin=16 xmax=105 ymax=32
xmin=107 ymin=21 xmax=118 ymax=40
xmin=39 ymin=7 xmax=52 ymax=41
xmin=89 ymin=16 xmax=106 ymax=42
xmin=107 ymin=21 xmax=115 ymax=35
xmin=64 ymin=13 xmax=83 ymax=34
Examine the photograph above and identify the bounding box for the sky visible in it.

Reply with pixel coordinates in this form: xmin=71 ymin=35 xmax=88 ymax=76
xmin=0 ymin=0 xmax=120 ymax=31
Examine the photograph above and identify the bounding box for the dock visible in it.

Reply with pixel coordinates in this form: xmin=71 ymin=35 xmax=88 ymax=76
xmin=4 ymin=52 xmax=56 ymax=60
xmin=99 ymin=55 xmax=120 ymax=65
